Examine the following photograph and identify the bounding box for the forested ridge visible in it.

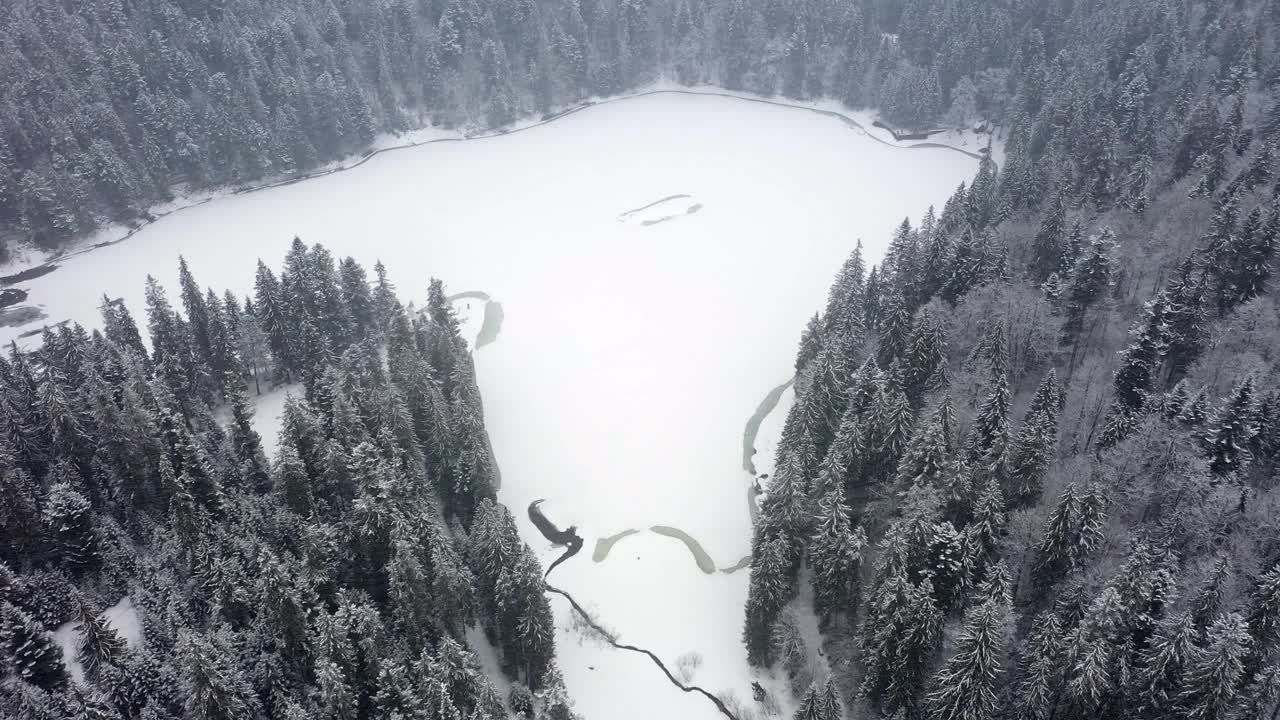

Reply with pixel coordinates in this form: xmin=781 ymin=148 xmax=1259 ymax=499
xmin=0 ymin=242 xmax=572 ymax=719
xmin=743 ymin=0 xmax=1280 ymax=717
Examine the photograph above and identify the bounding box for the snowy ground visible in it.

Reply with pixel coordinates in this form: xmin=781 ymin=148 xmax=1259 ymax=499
xmin=253 ymin=383 xmax=301 ymax=460
xmin=451 ymin=294 xmax=489 ymax=351
xmin=53 ymin=597 xmax=142 ymax=685
xmin=2 ymin=91 xmax=979 ymax=720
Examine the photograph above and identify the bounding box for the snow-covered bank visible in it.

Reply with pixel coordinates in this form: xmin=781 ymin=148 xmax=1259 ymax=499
xmin=0 ymin=91 xmax=979 ymax=719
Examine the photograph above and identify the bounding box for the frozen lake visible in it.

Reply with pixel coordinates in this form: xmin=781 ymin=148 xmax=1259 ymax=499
xmin=0 ymin=90 xmax=980 ymax=720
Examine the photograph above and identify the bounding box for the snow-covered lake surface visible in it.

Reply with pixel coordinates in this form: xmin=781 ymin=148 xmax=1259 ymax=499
xmin=3 ymin=91 xmax=980 ymax=719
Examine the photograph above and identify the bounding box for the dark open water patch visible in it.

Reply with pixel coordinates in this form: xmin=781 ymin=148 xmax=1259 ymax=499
xmin=742 ymin=378 xmax=794 ymax=475
xmin=476 ymin=301 xmax=503 ymax=349
xmin=1 ymin=305 xmax=48 ymax=329
xmin=593 ymin=529 xmax=641 ymax=561
xmin=0 ymin=263 xmax=58 ymax=286
xmin=0 ymin=288 xmax=28 ymax=309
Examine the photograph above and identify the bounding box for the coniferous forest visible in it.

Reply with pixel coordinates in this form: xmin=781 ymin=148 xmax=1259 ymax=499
xmin=742 ymin=0 xmax=1280 ymax=716
xmin=2 ymin=0 xmax=1280 ymax=718
xmin=0 ymin=242 xmax=567 ymax=718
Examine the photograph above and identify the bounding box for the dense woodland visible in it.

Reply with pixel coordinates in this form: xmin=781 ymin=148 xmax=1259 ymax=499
xmin=0 ymin=242 xmax=572 ymax=719
xmin=4 ymin=0 xmax=1280 ymax=718
xmin=743 ymin=0 xmax=1280 ymax=718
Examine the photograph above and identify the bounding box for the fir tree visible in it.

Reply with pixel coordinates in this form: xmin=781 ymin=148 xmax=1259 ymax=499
xmin=254 ymin=260 xmax=295 ymax=378
xmin=225 ymin=389 xmax=271 ymax=493
xmin=861 ymin=569 xmax=942 ymax=714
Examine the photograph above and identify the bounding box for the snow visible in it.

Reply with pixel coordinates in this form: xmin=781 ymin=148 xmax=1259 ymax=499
xmin=51 ymin=620 xmax=86 ymax=686
xmin=251 ymin=383 xmax=302 ymax=460
xmin=101 ymin=596 xmax=143 ymax=649
xmin=465 ymin=625 xmax=513 ymax=703
xmin=0 ymin=90 xmax=980 ymax=719
xmin=53 ymin=596 xmax=142 ymax=686
xmin=452 ymin=295 xmax=488 ymax=351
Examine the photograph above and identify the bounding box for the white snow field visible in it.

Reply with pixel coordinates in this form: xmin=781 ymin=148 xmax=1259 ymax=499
xmin=1 ymin=91 xmax=980 ymax=720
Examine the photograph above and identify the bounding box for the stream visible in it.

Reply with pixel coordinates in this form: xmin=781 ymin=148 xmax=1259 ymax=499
xmin=529 ymin=499 xmax=741 ymax=720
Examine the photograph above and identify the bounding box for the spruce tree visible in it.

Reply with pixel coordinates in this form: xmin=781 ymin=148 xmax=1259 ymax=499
xmin=1062 ymin=228 xmax=1114 ymax=341
xmin=793 ymin=683 xmax=824 ymax=720
xmin=178 ymin=632 xmax=261 ymax=720
xmin=896 ymin=396 xmax=955 ymax=491
xmin=1176 ymin=613 xmax=1251 ymax=720
xmin=1112 ymin=297 xmax=1169 ymax=417
xmin=1008 ymin=370 xmax=1060 ymax=508
xmin=0 ymin=602 xmax=68 ymax=690
xmin=1013 ymin=612 xmax=1065 ymax=720
xmin=254 ymin=260 xmax=295 ymax=378
xmin=77 ymin=609 xmax=126 ymax=680
xmin=226 ymin=389 xmax=271 ymax=493
xmin=744 ymin=533 xmax=796 ymax=666
xmin=1247 ymin=564 xmax=1280 ymax=661
xmin=808 ymin=486 xmax=866 ymax=625
xmin=1032 ymin=483 xmax=1105 ymax=589
xmin=965 ymin=341 xmax=1011 ymax=474
xmin=43 ymin=482 xmax=99 ymax=572
xmin=1136 ymin=611 xmax=1198 ymax=718
xmin=177 ymin=256 xmax=213 ymax=369
xmin=861 ymin=569 xmax=942 ymax=714
xmin=925 ymin=591 xmax=1010 ymax=720
xmin=1204 ymin=375 xmax=1259 ymax=477
xmin=1030 ymin=192 xmax=1067 ymax=282
xmin=902 ymin=308 xmax=947 ymax=408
